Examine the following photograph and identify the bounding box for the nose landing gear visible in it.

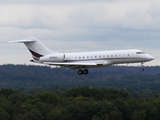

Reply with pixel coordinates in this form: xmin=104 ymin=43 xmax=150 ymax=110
xmin=140 ymin=68 xmax=144 ymax=71
xmin=140 ymin=62 xmax=144 ymax=71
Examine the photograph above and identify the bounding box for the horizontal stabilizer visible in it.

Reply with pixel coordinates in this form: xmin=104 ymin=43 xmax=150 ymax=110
xmin=7 ymin=39 xmax=36 ymax=43
xmin=43 ymin=62 xmax=97 ymax=66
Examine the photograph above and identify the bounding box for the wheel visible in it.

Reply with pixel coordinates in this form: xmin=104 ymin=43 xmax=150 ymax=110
xmin=78 ymin=70 xmax=83 ymax=75
xmin=140 ymin=68 xmax=144 ymax=71
xmin=83 ymin=69 xmax=88 ymax=74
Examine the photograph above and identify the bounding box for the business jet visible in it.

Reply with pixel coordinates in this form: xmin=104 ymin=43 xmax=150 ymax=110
xmin=8 ymin=37 xmax=154 ymax=75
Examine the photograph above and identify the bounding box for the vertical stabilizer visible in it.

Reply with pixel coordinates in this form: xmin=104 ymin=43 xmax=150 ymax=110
xmin=8 ymin=37 xmax=57 ymax=60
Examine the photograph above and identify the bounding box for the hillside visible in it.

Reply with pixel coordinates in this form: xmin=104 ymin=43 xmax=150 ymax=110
xmin=0 ymin=64 xmax=160 ymax=91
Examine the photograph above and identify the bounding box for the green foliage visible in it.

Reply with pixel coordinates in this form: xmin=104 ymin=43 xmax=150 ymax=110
xmin=0 ymin=64 xmax=160 ymax=93
xmin=8 ymin=92 xmax=30 ymax=105
xmin=1 ymin=64 xmax=160 ymax=119
xmin=0 ymin=87 xmax=159 ymax=119
xmin=47 ymin=109 xmax=64 ymax=120
xmin=0 ymin=88 xmax=17 ymax=98
xmin=62 ymin=86 xmax=129 ymax=101
xmin=34 ymin=91 xmax=59 ymax=104
xmin=0 ymin=107 xmax=10 ymax=120
xmin=63 ymin=100 xmax=122 ymax=120
xmin=131 ymin=98 xmax=160 ymax=120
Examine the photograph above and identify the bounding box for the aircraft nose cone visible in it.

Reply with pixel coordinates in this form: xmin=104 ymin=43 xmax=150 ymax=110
xmin=149 ymin=55 xmax=154 ymax=60
xmin=150 ymin=56 xmax=154 ymax=60
xmin=146 ymin=54 xmax=154 ymax=61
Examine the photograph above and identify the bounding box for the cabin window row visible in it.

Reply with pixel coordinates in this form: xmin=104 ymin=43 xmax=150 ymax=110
xmin=75 ymin=54 xmax=130 ymax=59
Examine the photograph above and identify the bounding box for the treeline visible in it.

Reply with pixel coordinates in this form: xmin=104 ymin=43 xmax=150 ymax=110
xmin=0 ymin=87 xmax=160 ymax=120
xmin=0 ymin=64 xmax=160 ymax=91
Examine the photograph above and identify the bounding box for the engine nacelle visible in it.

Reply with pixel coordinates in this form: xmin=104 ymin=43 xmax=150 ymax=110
xmin=40 ymin=54 xmax=65 ymax=62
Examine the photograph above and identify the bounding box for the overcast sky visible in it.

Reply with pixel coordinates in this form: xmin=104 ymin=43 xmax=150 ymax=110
xmin=0 ymin=0 xmax=159 ymax=66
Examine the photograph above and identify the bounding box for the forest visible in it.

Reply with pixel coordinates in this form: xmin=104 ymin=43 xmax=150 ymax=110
xmin=0 ymin=64 xmax=160 ymax=92
xmin=0 ymin=64 xmax=160 ymax=119
xmin=0 ymin=87 xmax=160 ymax=120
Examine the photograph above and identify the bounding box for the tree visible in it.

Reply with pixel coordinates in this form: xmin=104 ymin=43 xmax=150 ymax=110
xmin=34 ymin=91 xmax=59 ymax=105
xmin=63 ymin=99 xmax=122 ymax=120
xmin=47 ymin=109 xmax=64 ymax=120
xmin=0 ymin=107 xmax=10 ymax=120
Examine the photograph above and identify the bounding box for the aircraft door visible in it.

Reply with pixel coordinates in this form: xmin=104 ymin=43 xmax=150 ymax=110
xmin=63 ymin=54 xmax=65 ymax=61
xmin=143 ymin=54 xmax=146 ymax=61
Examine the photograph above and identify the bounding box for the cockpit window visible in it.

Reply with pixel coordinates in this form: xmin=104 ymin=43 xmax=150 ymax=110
xmin=136 ymin=52 xmax=141 ymax=54
xmin=136 ymin=52 xmax=145 ymax=54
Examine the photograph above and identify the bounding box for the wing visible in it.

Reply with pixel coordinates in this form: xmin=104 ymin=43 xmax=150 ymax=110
xmin=43 ymin=62 xmax=97 ymax=66
xmin=42 ymin=60 xmax=113 ymax=70
xmin=43 ymin=62 xmax=97 ymax=69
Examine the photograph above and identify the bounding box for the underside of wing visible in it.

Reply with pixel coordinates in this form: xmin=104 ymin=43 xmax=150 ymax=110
xmin=43 ymin=62 xmax=97 ymax=66
xmin=42 ymin=60 xmax=113 ymax=70
xmin=43 ymin=62 xmax=97 ymax=70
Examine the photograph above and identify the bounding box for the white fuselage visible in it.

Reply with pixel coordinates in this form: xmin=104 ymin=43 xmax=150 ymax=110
xmin=40 ymin=49 xmax=154 ymax=68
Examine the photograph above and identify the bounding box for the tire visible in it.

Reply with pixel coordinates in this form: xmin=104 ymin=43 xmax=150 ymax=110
xmin=83 ymin=70 xmax=88 ymax=74
xmin=140 ymin=68 xmax=144 ymax=71
xmin=78 ymin=70 xmax=83 ymax=75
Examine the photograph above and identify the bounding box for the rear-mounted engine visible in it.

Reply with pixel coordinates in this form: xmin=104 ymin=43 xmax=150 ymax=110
xmin=40 ymin=54 xmax=65 ymax=62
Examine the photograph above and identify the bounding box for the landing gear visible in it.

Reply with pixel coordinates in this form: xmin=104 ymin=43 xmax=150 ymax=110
xmin=140 ymin=68 xmax=144 ymax=71
xmin=78 ymin=69 xmax=89 ymax=75
xmin=78 ymin=70 xmax=83 ymax=75
xmin=83 ymin=69 xmax=89 ymax=74
xmin=140 ymin=62 xmax=145 ymax=71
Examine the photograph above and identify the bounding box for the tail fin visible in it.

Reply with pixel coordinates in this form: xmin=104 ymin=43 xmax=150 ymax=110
xmin=8 ymin=37 xmax=57 ymax=60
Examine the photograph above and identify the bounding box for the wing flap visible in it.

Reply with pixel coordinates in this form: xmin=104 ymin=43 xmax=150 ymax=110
xmin=43 ymin=62 xmax=97 ymax=66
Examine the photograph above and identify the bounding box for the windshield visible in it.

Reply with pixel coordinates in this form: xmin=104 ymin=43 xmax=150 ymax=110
xmin=136 ymin=52 xmax=145 ymax=54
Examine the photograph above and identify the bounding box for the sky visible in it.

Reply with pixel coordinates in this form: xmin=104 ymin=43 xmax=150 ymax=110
xmin=0 ymin=0 xmax=159 ymax=66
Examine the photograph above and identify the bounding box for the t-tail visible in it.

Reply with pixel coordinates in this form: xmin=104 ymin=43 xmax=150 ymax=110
xmin=8 ymin=37 xmax=57 ymax=60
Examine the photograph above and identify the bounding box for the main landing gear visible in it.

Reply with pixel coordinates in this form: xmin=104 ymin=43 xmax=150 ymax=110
xmin=140 ymin=62 xmax=144 ymax=71
xmin=78 ymin=69 xmax=89 ymax=75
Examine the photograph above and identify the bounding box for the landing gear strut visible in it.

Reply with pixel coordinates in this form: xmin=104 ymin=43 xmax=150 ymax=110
xmin=78 ymin=69 xmax=89 ymax=75
xmin=140 ymin=62 xmax=144 ymax=71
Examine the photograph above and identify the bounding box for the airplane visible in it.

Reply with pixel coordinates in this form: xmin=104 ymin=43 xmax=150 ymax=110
xmin=8 ymin=37 xmax=154 ymax=75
